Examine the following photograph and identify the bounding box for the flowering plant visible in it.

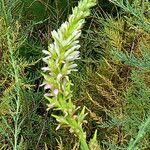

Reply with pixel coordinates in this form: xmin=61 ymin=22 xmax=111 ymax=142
xmin=42 ymin=0 xmax=100 ymax=149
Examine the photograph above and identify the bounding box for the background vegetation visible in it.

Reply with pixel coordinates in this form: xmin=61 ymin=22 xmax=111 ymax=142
xmin=0 ymin=0 xmax=150 ymax=149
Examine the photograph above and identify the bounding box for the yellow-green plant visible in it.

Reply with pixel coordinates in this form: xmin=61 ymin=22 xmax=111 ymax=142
xmin=0 ymin=0 xmax=23 ymax=149
xmin=41 ymin=0 xmax=100 ymax=149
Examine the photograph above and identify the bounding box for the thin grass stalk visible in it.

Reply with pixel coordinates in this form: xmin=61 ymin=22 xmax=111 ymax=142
xmin=1 ymin=0 xmax=21 ymax=149
xmin=127 ymin=115 xmax=150 ymax=150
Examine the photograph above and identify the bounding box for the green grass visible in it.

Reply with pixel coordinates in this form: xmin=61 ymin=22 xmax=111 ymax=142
xmin=0 ymin=0 xmax=150 ymax=149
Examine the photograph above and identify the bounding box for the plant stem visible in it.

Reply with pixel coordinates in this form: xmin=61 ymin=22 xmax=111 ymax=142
xmin=1 ymin=0 xmax=21 ymax=149
xmin=80 ymin=135 xmax=90 ymax=150
xmin=127 ymin=116 xmax=150 ymax=150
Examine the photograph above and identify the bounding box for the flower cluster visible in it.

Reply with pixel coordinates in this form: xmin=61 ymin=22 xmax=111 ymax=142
xmin=42 ymin=0 xmax=96 ymax=111
xmin=42 ymin=0 xmax=98 ymax=149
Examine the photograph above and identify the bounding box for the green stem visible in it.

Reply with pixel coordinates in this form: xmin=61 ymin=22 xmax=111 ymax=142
xmin=1 ymin=0 xmax=21 ymax=149
xmin=127 ymin=116 xmax=150 ymax=150
xmin=80 ymin=136 xmax=90 ymax=150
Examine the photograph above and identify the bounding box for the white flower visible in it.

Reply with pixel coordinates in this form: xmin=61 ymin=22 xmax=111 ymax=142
xmin=44 ymin=93 xmax=53 ymax=97
xmin=64 ymin=45 xmax=81 ymax=57
xmin=59 ymin=21 xmax=69 ymax=34
xmin=47 ymin=103 xmax=55 ymax=111
xmin=44 ymin=84 xmax=52 ymax=90
xmin=69 ymin=63 xmax=77 ymax=69
xmin=57 ymin=73 xmax=63 ymax=81
xmin=42 ymin=56 xmax=50 ymax=63
xmin=66 ymin=51 xmax=80 ymax=61
xmin=41 ymin=67 xmax=50 ymax=72
xmin=54 ymin=42 xmax=60 ymax=56
xmin=56 ymin=124 xmax=61 ymax=131
xmin=53 ymin=89 xmax=59 ymax=96
xmin=42 ymin=50 xmax=51 ymax=55
xmin=51 ymin=30 xmax=59 ymax=42
xmin=39 ymin=83 xmax=45 ymax=87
